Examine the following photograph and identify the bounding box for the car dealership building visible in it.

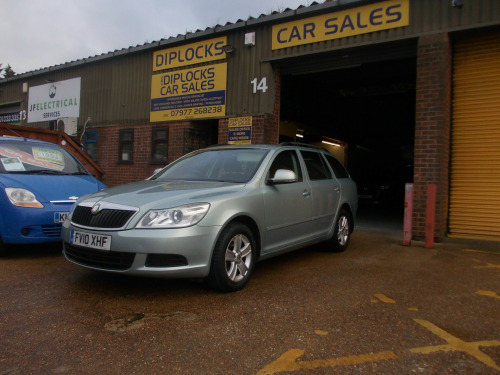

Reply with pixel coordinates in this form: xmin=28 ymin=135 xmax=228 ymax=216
xmin=1 ymin=0 xmax=500 ymax=242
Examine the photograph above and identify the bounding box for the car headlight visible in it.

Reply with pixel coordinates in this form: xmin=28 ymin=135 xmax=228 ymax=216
xmin=136 ymin=203 xmax=210 ymax=228
xmin=5 ymin=188 xmax=44 ymax=208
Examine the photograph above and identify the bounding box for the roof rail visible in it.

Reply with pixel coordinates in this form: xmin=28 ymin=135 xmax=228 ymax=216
xmin=278 ymin=142 xmax=322 ymax=150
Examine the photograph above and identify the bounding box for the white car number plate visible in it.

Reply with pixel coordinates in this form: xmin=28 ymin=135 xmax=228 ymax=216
xmin=54 ymin=212 xmax=69 ymax=223
xmin=71 ymin=230 xmax=111 ymax=251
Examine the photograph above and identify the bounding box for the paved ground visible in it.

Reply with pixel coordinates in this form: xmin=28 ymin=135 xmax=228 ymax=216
xmin=0 ymin=228 xmax=499 ymax=374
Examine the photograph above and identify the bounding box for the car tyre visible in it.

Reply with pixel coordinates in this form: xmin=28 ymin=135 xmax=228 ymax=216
xmin=207 ymin=223 xmax=256 ymax=292
xmin=329 ymin=208 xmax=352 ymax=253
xmin=0 ymin=239 xmax=8 ymax=257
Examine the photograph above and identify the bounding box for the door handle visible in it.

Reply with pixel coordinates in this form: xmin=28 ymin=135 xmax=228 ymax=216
xmin=303 ymin=190 xmax=311 ymax=197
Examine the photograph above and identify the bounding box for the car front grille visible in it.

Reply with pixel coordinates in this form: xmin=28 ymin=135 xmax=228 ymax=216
xmin=41 ymin=224 xmax=62 ymax=238
xmin=64 ymin=243 xmax=135 ymax=271
xmin=71 ymin=205 xmax=136 ymax=229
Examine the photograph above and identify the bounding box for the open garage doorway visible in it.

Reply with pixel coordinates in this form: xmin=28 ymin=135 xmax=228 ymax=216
xmin=278 ymin=45 xmax=416 ymax=231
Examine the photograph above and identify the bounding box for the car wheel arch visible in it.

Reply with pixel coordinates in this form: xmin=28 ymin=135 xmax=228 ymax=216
xmin=213 ymin=215 xmax=262 ymax=260
xmin=326 ymin=203 xmax=355 ymax=241
xmin=206 ymin=217 xmax=261 ymax=292
xmin=339 ymin=203 xmax=355 ymax=233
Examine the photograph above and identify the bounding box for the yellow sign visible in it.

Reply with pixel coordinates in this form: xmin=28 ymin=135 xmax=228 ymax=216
xmin=150 ymin=63 xmax=227 ymax=122
xmin=153 ymin=37 xmax=227 ymax=71
xmin=272 ymin=0 xmax=409 ymax=50
xmin=228 ymin=117 xmax=252 ymax=144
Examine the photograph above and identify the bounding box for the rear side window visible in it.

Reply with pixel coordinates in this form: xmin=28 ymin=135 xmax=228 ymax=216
xmin=324 ymin=154 xmax=350 ymax=179
xmin=300 ymin=151 xmax=330 ymax=180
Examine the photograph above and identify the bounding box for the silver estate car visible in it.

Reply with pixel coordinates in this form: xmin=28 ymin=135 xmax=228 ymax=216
xmin=62 ymin=143 xmax=358 ymax=292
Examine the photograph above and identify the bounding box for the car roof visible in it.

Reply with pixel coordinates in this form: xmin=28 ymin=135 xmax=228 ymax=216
xmin=204 ymin=142 xmax=333 ymax=155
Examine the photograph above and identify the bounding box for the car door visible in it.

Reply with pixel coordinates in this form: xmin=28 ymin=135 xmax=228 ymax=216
xmin=299 ymin=150 xmax=341 ymax=237
xmin=261 ymin=150 xmax=312 ymax=254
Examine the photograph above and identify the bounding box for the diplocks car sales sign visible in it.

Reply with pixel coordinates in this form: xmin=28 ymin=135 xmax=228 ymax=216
xmin=28 ymin=77 xmax=81 ymax=123
xmin=150 ymin=37 xmax=227 ymax=122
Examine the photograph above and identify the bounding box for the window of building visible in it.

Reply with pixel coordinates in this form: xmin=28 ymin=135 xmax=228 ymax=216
xmin=119 ymin=129 xmax=134 ymax=163
xmin=151 ymin=126 xmax=169 ymax=164
xmin=84 ymin=131 xmax=98 ymax=162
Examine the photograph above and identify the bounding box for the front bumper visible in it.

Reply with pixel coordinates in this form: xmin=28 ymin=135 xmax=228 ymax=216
xmin=1 ymin=203 xmax=73 ymax=244
xmin=62 ymin=222 xmax=221 ymax=279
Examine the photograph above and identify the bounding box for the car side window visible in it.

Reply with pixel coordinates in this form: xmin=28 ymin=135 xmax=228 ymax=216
xmin=268 ymin=150 xmax=303 ymax=181
xmin=300 ymin=150 xmax=331 ymax=180
xmin=324 ymin=154 xmax=350 ymax=179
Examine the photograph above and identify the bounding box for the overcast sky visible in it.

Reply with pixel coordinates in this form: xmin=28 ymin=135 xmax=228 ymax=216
xmin=1 ymin=0 xmax=311 ymax=75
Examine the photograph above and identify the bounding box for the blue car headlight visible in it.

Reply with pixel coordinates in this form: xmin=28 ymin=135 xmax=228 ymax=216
xmin=136 ymin=203 xmax=210 ymax=228
xmin=5 ymin=188 xmax=44 ymax=208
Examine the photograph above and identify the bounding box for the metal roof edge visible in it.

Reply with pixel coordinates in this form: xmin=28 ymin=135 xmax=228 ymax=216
xmin=0 ymin=0 xmax=368 ymax=82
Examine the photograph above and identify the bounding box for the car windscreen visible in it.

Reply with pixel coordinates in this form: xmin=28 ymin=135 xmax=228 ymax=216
xmin=0 ymin=140 xmax=88 ymax=175
xmin=153 ymin=148 xmax=269 ymax=183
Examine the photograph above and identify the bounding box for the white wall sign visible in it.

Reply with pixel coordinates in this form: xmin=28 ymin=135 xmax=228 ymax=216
xmin=28 ymin=77 xmax=81 ymax=123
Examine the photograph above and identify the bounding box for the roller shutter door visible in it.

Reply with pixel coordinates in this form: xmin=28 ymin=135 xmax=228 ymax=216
xmin=449 ymin=34 xmax=500 ymax=241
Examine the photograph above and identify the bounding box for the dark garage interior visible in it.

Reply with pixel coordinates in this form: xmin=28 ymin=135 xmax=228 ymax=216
xmin=279 ymin=51 xmax=416 ymax=231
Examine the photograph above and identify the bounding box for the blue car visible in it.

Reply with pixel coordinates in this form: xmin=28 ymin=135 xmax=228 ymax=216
xmin=0 ymin=136 xmax=106 ymax=255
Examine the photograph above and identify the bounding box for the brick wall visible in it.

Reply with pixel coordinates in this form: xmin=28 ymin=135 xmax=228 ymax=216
xmin=95 ymin=67 xmax=279 ymax=186
xmin=97 ymin=121 xmax=206 ymax=186
xmin=413 ymin=33 xmax=452 ymax=240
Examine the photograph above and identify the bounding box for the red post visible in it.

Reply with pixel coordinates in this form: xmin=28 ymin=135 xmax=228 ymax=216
xmin=403 ymin=183 xmax=413 ymax=246
xmin=425 ymin=184 xmax=437 ymax=249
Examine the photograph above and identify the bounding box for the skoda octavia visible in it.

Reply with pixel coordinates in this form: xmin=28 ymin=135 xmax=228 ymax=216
xmin=63 ymin=143 xmax=357 ymax=292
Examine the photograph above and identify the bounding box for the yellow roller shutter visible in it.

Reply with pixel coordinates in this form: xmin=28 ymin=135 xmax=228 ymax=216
xmin=449 ymin=34 xmax=500 ymax=241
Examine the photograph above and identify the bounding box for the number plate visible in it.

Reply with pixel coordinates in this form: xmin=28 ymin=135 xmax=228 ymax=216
xmin=70 ymin=230 xmax=111 ymax=251
xmin=54 ymin=212 xmax=69 ymax=223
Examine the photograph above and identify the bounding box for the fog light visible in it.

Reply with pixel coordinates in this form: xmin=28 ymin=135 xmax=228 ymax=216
xmin=21 ymin=228 xmax=30 ymax=236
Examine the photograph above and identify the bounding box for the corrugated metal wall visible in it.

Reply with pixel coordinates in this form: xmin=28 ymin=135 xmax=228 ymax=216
xmin=266 ymin=1 xmax=500 ymax=61
xmin=1 ymin=0 xmax=500 ymax=125
xmin=449 ymin=33 xmax=500 ymax=241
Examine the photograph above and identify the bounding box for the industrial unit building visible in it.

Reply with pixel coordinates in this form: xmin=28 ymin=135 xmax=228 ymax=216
xmin=1 ymin=0 xmax=500 ymax=242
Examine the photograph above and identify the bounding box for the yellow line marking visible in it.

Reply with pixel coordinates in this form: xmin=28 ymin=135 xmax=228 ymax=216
xmin=256 ymin=349 xmax=398 ymax=375
xmin=315 ymin=330 xmax=329 ymax=336
xmin=408 ymin=307 xmax=419 ymax=311
xmin=373 ymin=293 xmax=396 ymax=304
xmin=472 ymin=259 xmax=500 ymax=270
xmin=464 ymin=249 xmax=499 ymax=255
xmin=476 ymin=290 xmax=500 ymax=300
xmin=411 ymin=319 xmax=500 ymax=371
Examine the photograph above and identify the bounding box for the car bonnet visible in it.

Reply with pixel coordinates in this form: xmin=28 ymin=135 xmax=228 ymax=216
xmin=80 ymin=179 xmax=244 ymax=210
xmin=0 ymin=174 xmax=104 ymax=202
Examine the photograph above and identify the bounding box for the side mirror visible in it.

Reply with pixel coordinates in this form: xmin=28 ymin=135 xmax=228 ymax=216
xmin=268 ymin=169 xmax=297 ymax=184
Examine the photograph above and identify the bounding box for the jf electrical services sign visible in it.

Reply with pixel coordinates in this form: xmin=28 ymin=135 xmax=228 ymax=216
xmin=272 ymin=0 xmax=409 ymax=50
xmin=150 ymin=37 xmax=227 ymax=122
xmin=28 ymin=77 xmax=81 ymax=123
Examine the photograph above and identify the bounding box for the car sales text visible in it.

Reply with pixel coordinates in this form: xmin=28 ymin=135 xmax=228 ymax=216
xmin=159 ymin=67 xmax=215 ymax=96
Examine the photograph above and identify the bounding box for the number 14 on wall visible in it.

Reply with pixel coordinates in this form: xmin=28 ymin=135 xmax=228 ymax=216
xmin=250 ymin=77 xmax=268 ymax=93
